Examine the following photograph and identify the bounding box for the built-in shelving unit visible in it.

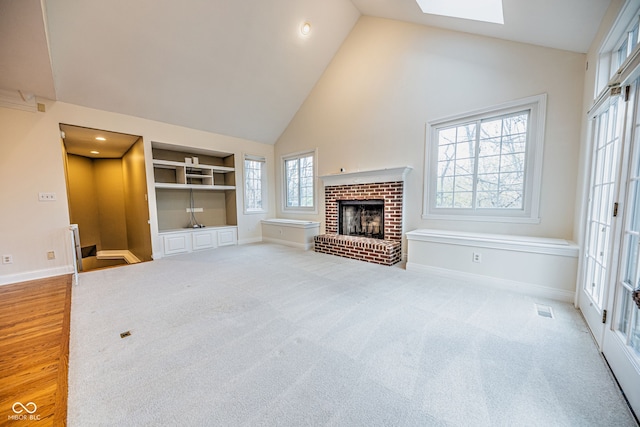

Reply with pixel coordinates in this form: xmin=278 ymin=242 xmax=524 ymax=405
xmin=152 ymin=158 xmax=235 ymax=190
xmin=151 ymin=142 xmax=238 ymax=257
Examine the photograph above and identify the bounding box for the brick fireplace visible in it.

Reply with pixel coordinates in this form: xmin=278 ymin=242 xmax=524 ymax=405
xmin=339 ymin=199 xmax=384 ymax=239
xmin=314 ymin=167 xmax=410 ymax=266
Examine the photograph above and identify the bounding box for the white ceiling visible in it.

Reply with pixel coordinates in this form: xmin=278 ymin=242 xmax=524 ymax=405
xmin=351 ymin=0 xmax=612 ymax=54
xmin=45 ymin=0 xmax=361 ymax=145
xmin=0 ymin=0 xmax=612 ymax=145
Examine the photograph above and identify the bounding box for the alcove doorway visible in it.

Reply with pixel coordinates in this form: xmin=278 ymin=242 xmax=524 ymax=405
xmin=61 ymin=124 xmax=152 ymax=272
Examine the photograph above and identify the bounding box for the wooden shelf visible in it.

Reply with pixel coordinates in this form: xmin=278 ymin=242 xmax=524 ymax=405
xmin=154 ymin=183 xmax=236 ymax=190
xmin=152 ymin=159 xmax=184 ymax=167
xmin=153 ymin=159 xmax=234 ymax=173
xmin=152 ymin=159 xmax=235 ymax=190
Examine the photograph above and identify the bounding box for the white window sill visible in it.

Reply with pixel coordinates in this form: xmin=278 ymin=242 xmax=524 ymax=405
xmin=283 ymin=208 xmax=318 ymax=215
xmin=422 ymin=213 xmax=541 ymax=224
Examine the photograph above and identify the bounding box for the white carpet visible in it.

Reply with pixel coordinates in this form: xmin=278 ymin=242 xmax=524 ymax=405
xmin=68 ymin=243 xmax=637 ymax=426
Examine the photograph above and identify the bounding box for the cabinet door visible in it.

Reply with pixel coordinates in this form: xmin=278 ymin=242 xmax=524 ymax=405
xmin=193 ymin=230 xmax=217 ymax=251
xmin=163 ymin=233 xmax=189 ymax=255
xmin=217 ymin=228 xmax=237 ymax=246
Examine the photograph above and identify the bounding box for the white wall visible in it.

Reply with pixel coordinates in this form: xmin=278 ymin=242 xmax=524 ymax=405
xmin=406 ymin=229 xmax=579 ymax=301
xmin=275 ymin=16 xmax=586 ymax=241
xmin=0 ymin=100 xmax=275 ymax=285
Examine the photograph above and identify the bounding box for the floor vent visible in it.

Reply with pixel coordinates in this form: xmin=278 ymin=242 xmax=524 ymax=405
xmin=535 ymin=304 xmax=554 ymax=319
xmin=120 ymin=331 xmax=131 ymax=338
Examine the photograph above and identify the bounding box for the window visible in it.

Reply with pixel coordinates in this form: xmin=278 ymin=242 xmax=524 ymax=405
xmin=283 ymin=150 xmax=316 ymax=211
xmin=244 ymin=154 xmax=266 ymax=213
xmin=595 ymin=3 xmax=640 ymax=97
xmin=415 ymin=0 xmax=503 ymax=24
xmin=616 ymin=19 xmax=639 ymax=70
xmin=423 ymin=94 xmax=546 ymax=222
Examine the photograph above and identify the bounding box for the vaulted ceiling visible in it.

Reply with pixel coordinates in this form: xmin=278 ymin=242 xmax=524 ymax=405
xmin=0 ymin=0 xmax=612 ymax=145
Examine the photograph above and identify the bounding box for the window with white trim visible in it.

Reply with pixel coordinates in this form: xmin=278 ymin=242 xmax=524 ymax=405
xmin=243 ymin=154 xmax=266 ymax=213
xmin=423 ymin=94 xmax=546 ymax=222
xmin=617 ymin=19 xmax=639 ymax=69
xmin=595 ymin=3 xmax=640 ymax=98
xmin=283 ymin=150 xmax=316 ymax=211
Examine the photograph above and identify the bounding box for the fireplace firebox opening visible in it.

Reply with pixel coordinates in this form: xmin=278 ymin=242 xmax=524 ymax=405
xmin=338 ymin=200 xmax=384 ymax=240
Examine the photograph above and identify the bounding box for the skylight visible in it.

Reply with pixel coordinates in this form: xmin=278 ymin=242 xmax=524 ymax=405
xmin=415 ymin=0 xmax=504 ymax=24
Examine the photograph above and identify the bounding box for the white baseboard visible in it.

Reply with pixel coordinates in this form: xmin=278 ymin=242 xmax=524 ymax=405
xmin=262 ymin=237 xmax=313 ymax=251
xmin=238 ymin=237 xmax=263 ymax=245
xmin=405 ymin=262 xmax=575 ymax=303
xmin=0 ymin=265 xmax=75 ymax=287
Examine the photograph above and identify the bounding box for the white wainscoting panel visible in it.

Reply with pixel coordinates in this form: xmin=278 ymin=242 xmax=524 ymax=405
xmin=406 ymin=229 xmax=579 ymax=302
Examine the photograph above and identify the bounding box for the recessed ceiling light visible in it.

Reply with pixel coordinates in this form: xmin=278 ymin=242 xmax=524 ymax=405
xmin=301 ymin=22 xmax=311 ymax=36
xmin=90 ymin=150 xmax=100 ymax=154
xmin=415 ymin=0 xmax=504 ymax=24
xmin=95 ymin=136 xmax=106 ymax=141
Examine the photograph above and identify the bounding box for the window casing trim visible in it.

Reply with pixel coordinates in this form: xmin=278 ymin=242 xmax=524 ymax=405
xmin=422 ymin=94 xmax=546 ymax=223
xmin=281 ymin=148 xmax=318 ymax=214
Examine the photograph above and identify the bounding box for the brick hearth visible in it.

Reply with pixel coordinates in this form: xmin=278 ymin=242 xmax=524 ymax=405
xmin=314 ymin=234 xmax=402 ymax=266
xmin=314 ymin=181 xmax=404 ymax=266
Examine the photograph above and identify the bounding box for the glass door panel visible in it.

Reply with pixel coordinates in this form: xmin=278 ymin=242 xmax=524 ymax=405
xmin=604 ymin=81 xmax=640 ymax=418
xmin=581 ymin=96 xmax=624 ymax=348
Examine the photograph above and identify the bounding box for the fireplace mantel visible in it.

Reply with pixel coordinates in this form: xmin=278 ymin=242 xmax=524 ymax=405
xmin=320 ymin=166 xmax=411 ymax=187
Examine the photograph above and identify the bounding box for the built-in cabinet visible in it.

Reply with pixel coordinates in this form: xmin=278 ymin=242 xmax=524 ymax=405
xmin=152 ymin=142 xmax=238 ymax=257
xmin=161 ymin=226 xmax=238 ymax=256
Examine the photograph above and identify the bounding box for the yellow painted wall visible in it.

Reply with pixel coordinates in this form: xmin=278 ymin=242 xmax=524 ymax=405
xmin=123 ymin=138 xmax=152 ymax=261
xmin=66 ymin=155 xmax=129 ymax=253
xmin=94 ymin=158 xmax=128 ymax=250
xmin=66 ymin=154 xmax=100 ymax=250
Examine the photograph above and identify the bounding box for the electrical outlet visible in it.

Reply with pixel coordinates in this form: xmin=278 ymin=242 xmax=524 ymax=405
xmin=472 ymin=252 xmax=482 ymax=263
xmin=38 ymin=192 xmax=57 ymax=201
xmin=2 ymin=255 xmax=13 ymax=264
xmin=47 ymin=251 xmax=56 ymax=260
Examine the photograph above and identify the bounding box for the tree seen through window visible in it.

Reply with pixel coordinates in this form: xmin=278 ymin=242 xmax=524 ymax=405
xmin=285 ymin=154 xmax=314 ymax=208
xmin=436 ymin=112 xmax=529 ymax=210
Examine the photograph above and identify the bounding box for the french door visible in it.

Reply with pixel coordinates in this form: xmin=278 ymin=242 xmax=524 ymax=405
xmin=581 ymin=78 xmax=640 ymax=418
xmin=602 ymin=80 xmax=640 ymax=417
xmin=580 ymin=93 xmax=624 ymax=348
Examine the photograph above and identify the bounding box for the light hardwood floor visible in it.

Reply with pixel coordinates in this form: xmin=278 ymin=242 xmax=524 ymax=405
xmin=0 ymin=275 xmax=72 ymax=426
